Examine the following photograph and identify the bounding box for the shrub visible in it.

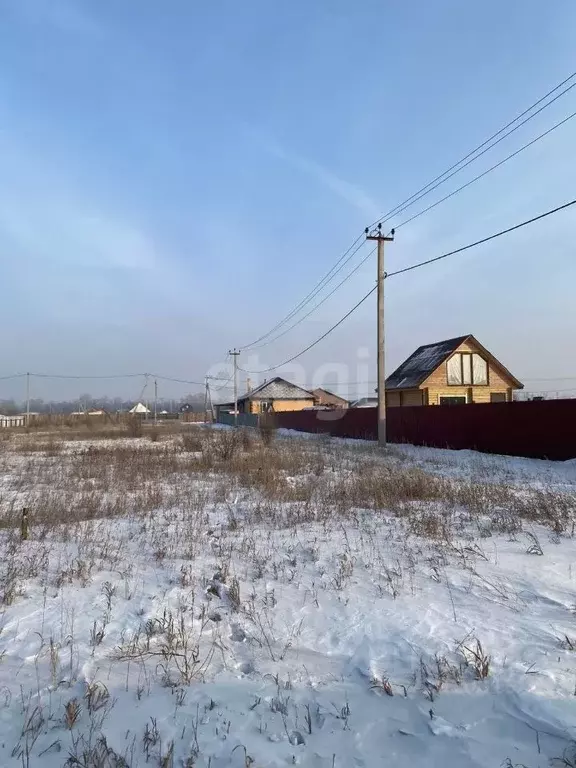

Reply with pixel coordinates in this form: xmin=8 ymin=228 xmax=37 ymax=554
xmin=259 ymin=417 xmax=276 ymax=447
xmin=125 ymin=417 xmax=143 ymax=438
xmin=181 ymin=432 xmax=203 ymax=452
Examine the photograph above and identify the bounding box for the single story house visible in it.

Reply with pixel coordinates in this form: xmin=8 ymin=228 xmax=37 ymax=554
xmin=219 ymin=377 xmax=315 ymax=415
xmin=312 ymin=388 xmax=349 ymax=409
xmin=350 ymin=397 xmax=378 ymax=408
xmin=385 ymin=334 xmax=523 ymax=406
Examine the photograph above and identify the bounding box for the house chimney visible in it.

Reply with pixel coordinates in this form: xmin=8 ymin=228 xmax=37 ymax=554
xmin=246 ymin=377 xmax=252 ymax=393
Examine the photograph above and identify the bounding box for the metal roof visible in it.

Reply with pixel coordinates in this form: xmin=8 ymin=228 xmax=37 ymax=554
xmin=386 ymin=335 xmax=470 ymax=390
xmin=239 ymin=377 xmax=314 ymax=401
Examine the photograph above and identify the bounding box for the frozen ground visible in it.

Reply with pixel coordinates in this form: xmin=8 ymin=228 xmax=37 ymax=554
xmin=0 ymin=425 xmax=575 ymax=767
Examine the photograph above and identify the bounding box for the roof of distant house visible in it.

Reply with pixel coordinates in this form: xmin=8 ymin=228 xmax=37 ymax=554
xmin=350 ymin=397 xmax=378 ymax=408
xmin=312 ymin=387 xmax=349 ymax=406
xmin=129 ymin=402 xmax=151 ymax=414
xmin=238 ymin=377 xmax=314 ymax=401
xmin=386 ymin=334 xmax=523 ymax=390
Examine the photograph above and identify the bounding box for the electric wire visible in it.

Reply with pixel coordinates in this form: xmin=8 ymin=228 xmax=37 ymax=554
xmin=239 ymin=72 xmax=576 ymax=349
xmin=241 ymin=198 xmax=576 ymax=373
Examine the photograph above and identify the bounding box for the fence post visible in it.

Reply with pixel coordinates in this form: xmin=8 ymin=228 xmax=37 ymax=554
xmin=21 ymin=508 xmax=29 ymax=541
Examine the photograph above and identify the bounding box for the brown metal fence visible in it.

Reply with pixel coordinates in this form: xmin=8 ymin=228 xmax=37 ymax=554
xmin=273 ymin=400 xmax=576 ymax=461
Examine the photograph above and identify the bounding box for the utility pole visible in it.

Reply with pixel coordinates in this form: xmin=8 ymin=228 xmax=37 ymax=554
xmin=26 ymin=372 xmax=30 ymax=428
xmin=228 ymin=349 xmax=240 ymax=427
xmin=206 ymin=380 xmax=214 ymax=423
xmin=204 ymin=376 xmax=210 ymax=424
xmin=154 ymin=378 xmax=158 ymax=425
xmin=365 ymin=224 xmax=394 ymax=447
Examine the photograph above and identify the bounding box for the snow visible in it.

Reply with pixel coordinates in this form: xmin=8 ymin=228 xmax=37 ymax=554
xmin=0 ymin=430 xmax=576 ymax=767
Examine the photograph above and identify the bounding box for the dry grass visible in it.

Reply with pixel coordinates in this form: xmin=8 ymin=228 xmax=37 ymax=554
xmin=0 ymin=426 xmax=575 ymax=765
xmin=1 ymin=427 xmax=575 ymax=536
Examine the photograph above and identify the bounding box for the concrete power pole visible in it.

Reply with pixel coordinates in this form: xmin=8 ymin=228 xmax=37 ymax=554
xmin=206 ymin=380 xmax=214 ymax=423
xmin=26 ymin=372 xmax=30 ymax=429
xmin=365 ymin=224 xmax=394 ymax=447
xmin=228 ymin=349 xmax=240 ymax=427
xmin=204 ymin=376 xmax=210 ymax=424
xmin=154 ymin=378 xmax=158 ymax=425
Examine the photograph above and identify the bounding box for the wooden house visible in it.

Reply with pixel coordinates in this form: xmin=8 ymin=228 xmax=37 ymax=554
xmin=386 ymin=335 xmax=523 ymax=406
xmin=224 ymin=377 xmax=316 ymax=414
xmin=312 ymin=388 xmax=349 ymax=409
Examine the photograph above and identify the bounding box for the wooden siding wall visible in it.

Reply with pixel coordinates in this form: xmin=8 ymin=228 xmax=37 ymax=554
xmin=421 ymin=339 xmax=513 ymax=405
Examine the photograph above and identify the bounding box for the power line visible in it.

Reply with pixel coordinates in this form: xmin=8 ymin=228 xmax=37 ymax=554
xmin=211 ymin=376 xmax=234 ymax=392
xmin=369 ymin=75 xmax=576 ymax=230
xmin=241 ymin=197 xmax=576 ymax=373
xmin=0 ymin=372 xmax=232 ymax=387
xmin=246 ymin=245 xmax=377 ymax=350
xmin=392 ymin=109 xmax=576 ymax=234
xmin=239 ymin=71 xmax=576 ymax=349
xmin=240 ymin=236 xmax=367 ymax=350
xmin=387 ymin=198 xmax=576 ymax=278
xmin=30 ymin=372 xmax=146 ymax=380
xmin=152 ymin=374 xmax=209 ymax=387
xmin=241 ymin=286 xmax=377 ymax=374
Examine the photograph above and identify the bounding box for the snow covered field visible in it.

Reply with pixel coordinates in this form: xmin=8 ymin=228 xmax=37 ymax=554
xmin=0 ymin=425 xmax=575 ymax=767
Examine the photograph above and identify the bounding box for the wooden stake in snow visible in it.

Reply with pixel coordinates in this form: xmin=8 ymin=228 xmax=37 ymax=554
xmin=21 ymin=508 xmax=29 ymax=541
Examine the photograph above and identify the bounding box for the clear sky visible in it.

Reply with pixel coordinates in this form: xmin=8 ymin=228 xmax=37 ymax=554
xmin=1 ymin=0 xmax=576 ymax=403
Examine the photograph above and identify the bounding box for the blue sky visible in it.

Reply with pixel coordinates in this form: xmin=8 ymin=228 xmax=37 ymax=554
xmin=1 ymin=0 xmax=576 ymax=402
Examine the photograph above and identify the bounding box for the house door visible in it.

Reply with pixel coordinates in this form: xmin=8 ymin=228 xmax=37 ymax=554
xmin=440 ymin=396 xmax=466 ymax=406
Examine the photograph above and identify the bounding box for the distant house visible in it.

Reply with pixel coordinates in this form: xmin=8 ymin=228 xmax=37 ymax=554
xmin=219 ymin=377 xmax=315 ymax=415
xmin=350 ymin=397 xmax=378 ymax=408
xmin=0 ymin=414 xmax=26 ymax=428
xmin=129 ymin=402 xmax=151 ymax=415
xmin=312 ymin=388 xmax=349 ymax=409
xmin=386 ymin=334 xmax=523 ymax=406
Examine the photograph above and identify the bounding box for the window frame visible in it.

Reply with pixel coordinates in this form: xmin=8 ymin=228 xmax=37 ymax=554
xmin=440 ymin=396 xmax=467 ymax=406
xmin=447 ymin=353 xmax=489 ymax=387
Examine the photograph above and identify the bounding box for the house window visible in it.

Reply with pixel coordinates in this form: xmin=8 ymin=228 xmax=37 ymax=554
xmin=447 ymin=353 xmax=488 ymax=385
xmin=490 ymin=392 xmax=507 ymax=403
xmin=440 ymin=396 xmax=466 ymax=405
xmin=260 ymin=400 xmax=273 ymax=413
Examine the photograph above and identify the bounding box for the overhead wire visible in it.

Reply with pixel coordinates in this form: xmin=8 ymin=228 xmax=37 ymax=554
xmin=240 ymin=235 xmax=367 ymax=350
xmin=369 ymin=75 xmax=576 ymax=230
xmin=30 ymin=372 xmax=146 ymax=379
xmin=243 ymin=105 xmax=576 ymax=353
xmin=241 ymin=287 xmax=377 ymax=374
xmin=246 ymin=245 xmax=377 ymax=350
xmin=391 ymin=109 xmax=576 ymax=234
xmin=387 ymin=198 xmax=576 ymax=277
xmin=240 ymin=71 xmax=576 ymax=349
xmin=240 ymin=197 xmax=576 ymax=373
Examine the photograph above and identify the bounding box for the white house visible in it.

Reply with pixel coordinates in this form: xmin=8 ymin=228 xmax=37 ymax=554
xmin=129 ymin=402 xmax=151 ymax=415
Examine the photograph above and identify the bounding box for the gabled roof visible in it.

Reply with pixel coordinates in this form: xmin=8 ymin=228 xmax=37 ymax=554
xmin=386 ymin=334 xmax=523 ymax=390
xmin=312 ymin=387 xmax=349 ymax=405
xmin=239 ymin=377 xmax=314 ymax=401
xmin=129 ymin=402 xmax=151 ymax=414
